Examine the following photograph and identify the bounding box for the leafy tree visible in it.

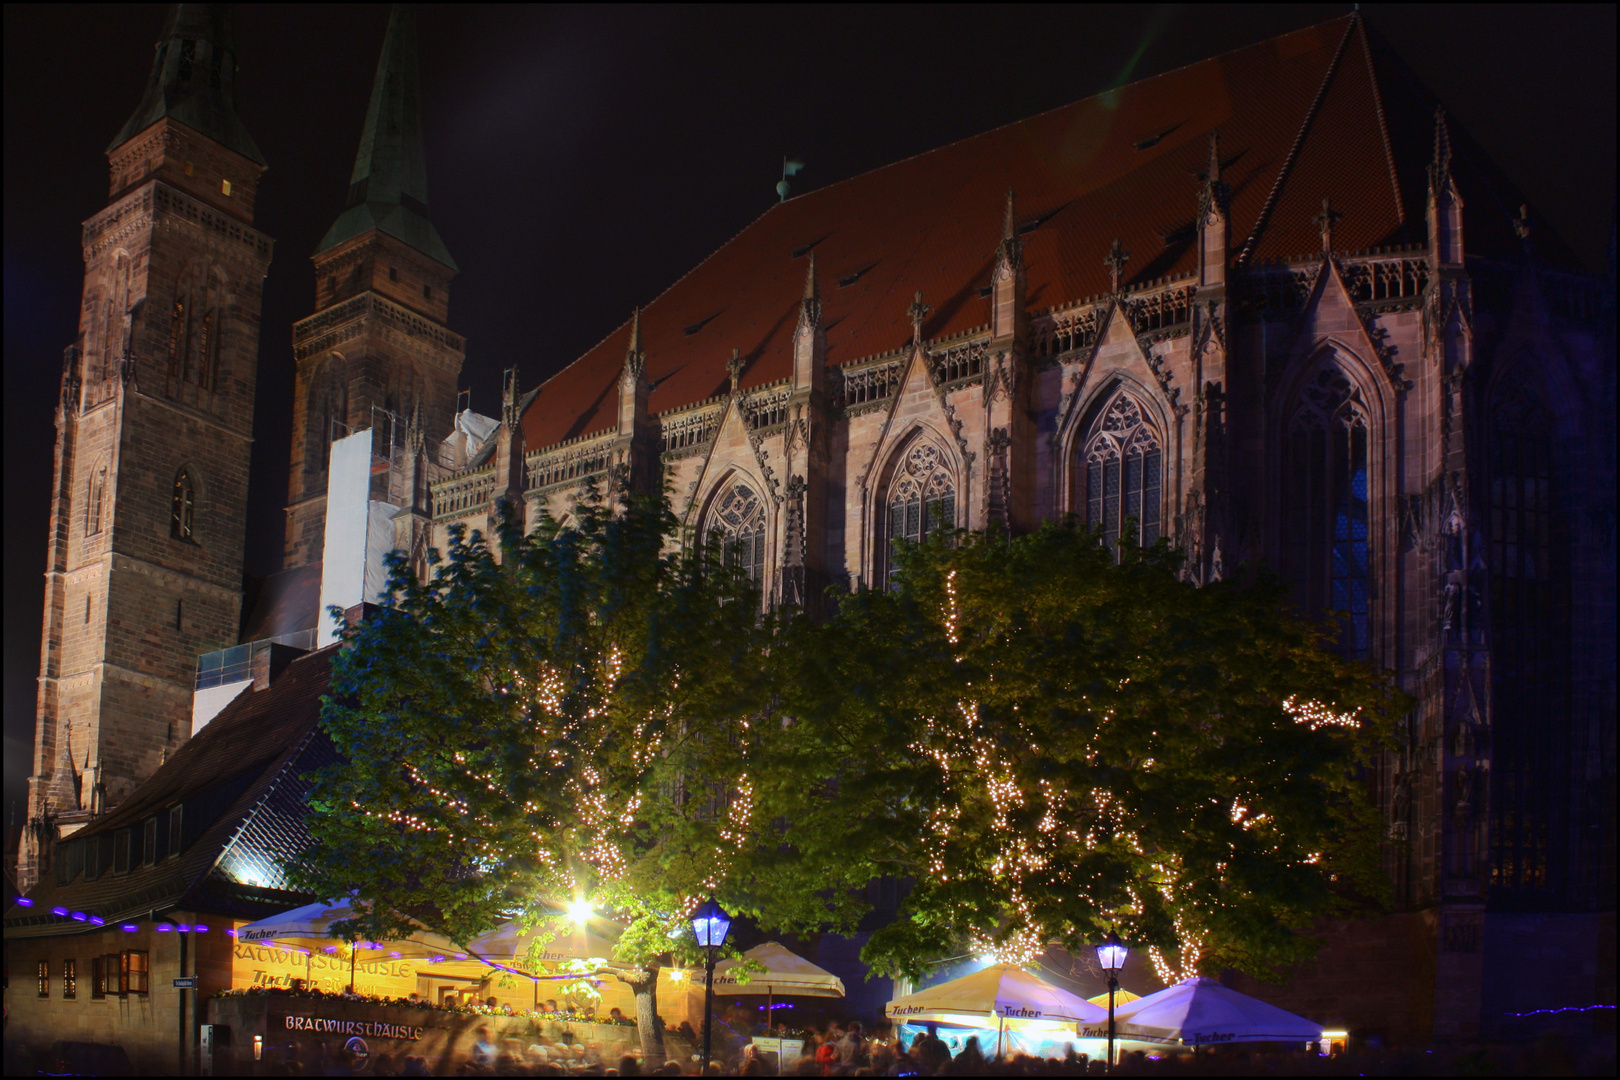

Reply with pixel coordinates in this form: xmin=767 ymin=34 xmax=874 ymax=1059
xmin=760 ymin=522 xmax=1404 ymax=984
xmin=296 ymin=488 xmax=773 ymax=1063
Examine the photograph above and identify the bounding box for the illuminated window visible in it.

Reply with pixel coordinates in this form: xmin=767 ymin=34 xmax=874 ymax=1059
xmin=1080 ymin=392 xmax=1161 ymax=550
xmin=706 ymin=480 xmax=766 ymax=587
xmin=885 ymin=441 xmax=955 ymax=588
xmin=120 ymin=950 xmax=149 ymax=996
xmin=220 ymin=178 xmax=232 ymax=196
xmin=63 ymin=959 xmax=76 ymax=999
xmin=92 ymin=956 xmax=109 ymax=999
xmin=38 ymin=961 xmax=50 ymax=997
xmin=171 ymin=469 xmax=196 ymax=542
xmin=1283 ymin=367 xmax=1370 ymax=659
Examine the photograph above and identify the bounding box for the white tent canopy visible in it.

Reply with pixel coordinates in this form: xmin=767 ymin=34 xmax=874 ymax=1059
xmin=696 ymin=941 xmax=845 ymax=998
xmin=886 ymin=963 xmax=1107 ymax=1027
xmin=236 ymin=898 xmax=455 ymax=958
xmin=1114 ymin=977 xmax=1324 ymax=1047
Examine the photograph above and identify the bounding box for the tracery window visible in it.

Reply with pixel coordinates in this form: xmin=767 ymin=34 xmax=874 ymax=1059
xmin=1283 ymin=367 xmax=1370 ymax=659
xmin=706 ymin=479 xmax=766 ymax=586
xmin=1486 ymin=381 xmax=1570 ymax=897
xmin=1080 ymin=392 xmax=1162 ymax=550
xmin=171 ymin=468 xmax=196 ymax=542
xmin=166 ymin=265 xmax=222 ymax=392
xmin=885 ymin=441 xmax=955 ymax=588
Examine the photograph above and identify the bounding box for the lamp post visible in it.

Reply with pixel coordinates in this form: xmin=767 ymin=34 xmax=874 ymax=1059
xmin=1096 ymin=932 xmax=1129 ymax=1072
xmin=690 ymin=897 xmax=732 ymax=1074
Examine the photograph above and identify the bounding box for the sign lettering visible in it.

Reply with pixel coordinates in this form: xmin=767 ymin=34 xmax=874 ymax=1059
xmin=284 ymin=1016 xmax=425 ymax=1041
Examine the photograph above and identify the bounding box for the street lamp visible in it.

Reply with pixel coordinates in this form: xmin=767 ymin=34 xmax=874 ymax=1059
xmin=1096 ymin=932 xmax=1129 ymax=1072
xmin=690 ymin=897 xmax=731 ymax=1073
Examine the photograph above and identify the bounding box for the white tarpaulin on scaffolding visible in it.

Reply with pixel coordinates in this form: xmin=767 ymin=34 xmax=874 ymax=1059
xmin=1114 ymin=978 xmax=1324 ymax=1047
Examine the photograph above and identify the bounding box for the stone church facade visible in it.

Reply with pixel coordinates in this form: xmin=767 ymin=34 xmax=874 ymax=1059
xmin=23 ymin=6 xmax=1613 ymax=1044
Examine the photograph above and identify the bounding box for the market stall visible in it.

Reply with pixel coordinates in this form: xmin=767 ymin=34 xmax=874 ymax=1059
xmin=886 ymin=963 xmax=1107 ymax=1059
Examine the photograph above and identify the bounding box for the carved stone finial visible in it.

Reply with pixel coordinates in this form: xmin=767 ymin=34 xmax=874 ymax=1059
xmin=1429 ymin=106 xmax=1454 ymax=192
xmin=907 ymin=290 xmax=932 ymax=345
xmin=1002 ymin=188 xmax=1017 ymax=242
xmin=727 ymin=348 xmax=744 ymax=395
xmin=1198 ymin=129 xmax=1229 ymax=221
xmin=502 ymin=366 xmax=520 ymax=427
xmin=1104 ymin=238 xmax=1130 ymax=294
xmin=1316 ymin=197 xmax=1342 ymax=255
xmin=624 ymin=307 xmax=646 ymax=379
xmin=804 ymin=250 xmax=818 ymax=303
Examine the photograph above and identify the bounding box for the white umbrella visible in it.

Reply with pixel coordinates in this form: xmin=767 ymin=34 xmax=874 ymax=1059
xmin=236 ymin=898 xmax=454 ymax=952
xmin=464 ymin=913 xmax=623 ymax=964
xmin=697 ymin=942 xmax=845 ymax=998
xmin=1113 ymin=977 xmax=1324 ymax=1047
xmin=236 ymin=898 xmax=458 ymax=991
xmin=887 ymin=964 xmax=1106 ymax=1057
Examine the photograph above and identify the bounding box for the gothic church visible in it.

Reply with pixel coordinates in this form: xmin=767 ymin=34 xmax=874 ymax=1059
xmin=23 ymin=5 xmax=1614 ymax=1043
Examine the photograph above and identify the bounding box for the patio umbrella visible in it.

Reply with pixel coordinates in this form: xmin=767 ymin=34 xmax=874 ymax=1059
xmin=237 ymin=898 xmax=457 ymax=991
xmin=697 ymin=941 xmax=846 ymax=998
xmin=696 ymin=944 xmax=844 ymax=1074
xmin=886 ymin=964 xmax=1107 ymax=1057
xmin=1086 ymin=988 xmax=1141 ymax=1008
xmin=1113 ymin=977 xmax=1324 ymax=1047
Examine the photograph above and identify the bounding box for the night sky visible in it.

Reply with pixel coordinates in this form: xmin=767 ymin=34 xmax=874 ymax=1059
xmin=3 ymin=4 xmax=1614 ymax=837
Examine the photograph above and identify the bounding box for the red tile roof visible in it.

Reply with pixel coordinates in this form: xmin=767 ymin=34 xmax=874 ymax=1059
xmin=521 ymin=15 xmax=1555 ymax=451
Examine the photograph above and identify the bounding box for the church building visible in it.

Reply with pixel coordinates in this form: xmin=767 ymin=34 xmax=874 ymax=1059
xmin=15 ymin=4 xmax=1613 ymax=1052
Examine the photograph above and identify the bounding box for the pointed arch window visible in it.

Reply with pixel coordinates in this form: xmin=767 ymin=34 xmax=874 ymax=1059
xmin=1486 ymin=380 xmax=1570 ymax=897
xmin=170 ymin=469 xmax=196 ymax=542
xmin=1283 ymin=367 xmax=1370 ymax=659
xmin=166 ymin=265 xmax=222 ymax=391
xmin=1080 ymin=392 xmax=1162 ymax=550
xmin=706 ymin=479 xmax=766 ymax=586
xmin=885 ymin=441 xmax=956 ymax=588
xmin=87 ymin=464 xmax=107 ymax=536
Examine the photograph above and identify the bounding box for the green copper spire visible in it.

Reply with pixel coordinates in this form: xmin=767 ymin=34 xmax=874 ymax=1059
xmin=316 ymin=5 xmax=456 ymax=270
xmin=109 ymin=4 xmax=266 ymax=165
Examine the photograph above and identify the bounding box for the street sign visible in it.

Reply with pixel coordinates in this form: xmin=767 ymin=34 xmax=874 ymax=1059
xmin=174 ymin=977 xmax=198 ymax=989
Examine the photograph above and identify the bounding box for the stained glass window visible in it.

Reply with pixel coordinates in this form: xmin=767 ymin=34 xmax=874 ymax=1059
xmin=1082 ymin=393 xmax=1161 ymax=551
xmin=886 ymin=442 xmax=955 ymax=588
xmin=1284 ymin=367 xmax=1370 ymax=659
xmin=1487 ymin=383 xmax=1569 ymax=897
xmin=706 ymin=480 xmax=766 ymax=586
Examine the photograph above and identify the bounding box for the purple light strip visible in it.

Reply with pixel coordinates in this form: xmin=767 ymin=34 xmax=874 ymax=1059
xmin=1501 ymin=1004 xmax=1616 ymax=1018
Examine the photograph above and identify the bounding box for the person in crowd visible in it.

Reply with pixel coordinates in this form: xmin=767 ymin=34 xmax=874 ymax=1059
xmin=473 ymin=1025 xmax=498 ymax=1071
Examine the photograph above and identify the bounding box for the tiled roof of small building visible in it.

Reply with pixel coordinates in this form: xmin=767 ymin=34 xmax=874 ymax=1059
xmin=3 ymin=647 xmax=337 ymax=936
xmin=520 ymin=15 xmax=1559 ymax=452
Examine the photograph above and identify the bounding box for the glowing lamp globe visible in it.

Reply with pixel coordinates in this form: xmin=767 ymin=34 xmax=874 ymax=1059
xmin=689 ymin=897 xmax=731 ymax=950
xmin=567 ymin=899 xmax=593 ymax=924
xmin=1097 ymin=933 xmax=1128 ymax=974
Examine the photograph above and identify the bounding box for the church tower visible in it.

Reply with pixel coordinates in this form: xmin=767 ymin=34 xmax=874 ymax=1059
xmin=22 ymin=4 xmax=273 ymax=890
xmin=284 ymin=5 xmax=464 ymax=568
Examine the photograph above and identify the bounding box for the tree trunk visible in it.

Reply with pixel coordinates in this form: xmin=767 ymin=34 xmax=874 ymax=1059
xmin=627 ymin=966 xmax=666 ymax=1069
